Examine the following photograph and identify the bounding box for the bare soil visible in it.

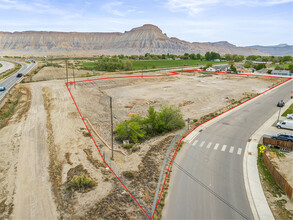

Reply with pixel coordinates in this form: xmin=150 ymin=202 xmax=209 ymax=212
xmin=0 ymin=71 xmax=285 ymax=219
xmin=32 ymin=66 xmax=99 ymax=82
xmin=0 ymin=85 xmax=31 ymax=219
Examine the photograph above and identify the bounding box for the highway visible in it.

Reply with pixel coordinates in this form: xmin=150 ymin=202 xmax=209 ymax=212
xmin=0 ymin=61 xmax=15 ymax=74
xmin=163 ymin=79 xmax=292 ymax=219
xmin=0 ymin=61 xmax=37 ymax=102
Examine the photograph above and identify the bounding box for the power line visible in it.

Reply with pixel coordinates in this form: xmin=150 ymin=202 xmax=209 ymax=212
xmin=172 ymin=160 xmax=250 ymax=220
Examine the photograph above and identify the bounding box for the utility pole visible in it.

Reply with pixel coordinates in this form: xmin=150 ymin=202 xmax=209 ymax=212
xmin=110 ymin=97 xmax=114 ymax=160
xmin=65 ymin=60 xmax=68 ymax=84
xmin=277 ymin=106 xmax=282 ymax=123
xmin=73 ymin=65 xmax=76 ymax=88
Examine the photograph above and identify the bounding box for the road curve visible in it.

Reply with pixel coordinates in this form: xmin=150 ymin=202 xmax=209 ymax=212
xmin=163 ymin=79 xmax=291 ymax=219
xmin=0 ymin=61 xmax=37 ymax=102
xmin=0 ymin=61 xmax=15 ymax=74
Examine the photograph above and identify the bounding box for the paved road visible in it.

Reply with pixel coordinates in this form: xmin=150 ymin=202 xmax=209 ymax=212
xmin=0 ymin=61 xmax=37 ymax=101
xmin=164 ymin=79 xmax=292 ymax=219
xmin=0 ymin=61 xmax=15 ymax=74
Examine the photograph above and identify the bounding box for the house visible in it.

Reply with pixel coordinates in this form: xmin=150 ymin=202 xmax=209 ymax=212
xmin=206 ymin=67 xmax=216 ymax=72
xmin=214 ymin=65 xmax=228 ymax=72
xmin=271 ymin=70 xmax=291 ymax=76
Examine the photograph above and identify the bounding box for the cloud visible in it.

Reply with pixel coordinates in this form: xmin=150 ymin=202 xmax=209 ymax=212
xmin=0 ymin=0 xmax=79 ymax=16
xmin=166 ymin=0 xmax=293 ymax=15
xmin=101 ymin=1 xmax=136 ymax=16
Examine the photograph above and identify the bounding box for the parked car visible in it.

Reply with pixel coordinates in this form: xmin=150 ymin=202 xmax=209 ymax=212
xmin=277 ymin=100 xmax=285 ymax=107
xmin=287 ymin=114 xmax=293 ymax=119
xmin=271 ymin=133 xmax=293 ymax=142
xmin=0 ymin=86 xmax=6 ymax=91
xmin=277 ymin=120 xmax=293 ymax=130
xmin=16 ymin=73 xmax=23 ymax=77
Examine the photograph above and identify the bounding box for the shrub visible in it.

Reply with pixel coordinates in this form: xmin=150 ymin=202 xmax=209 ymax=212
xmin=122 ymin=143 xmax=133 ymax=149
xmin=132 ymin=146 xmax=138 ymax=152
xmin=123 ymin=171 xmax=134 ymax=180
xmin=114 ymin=105 xmax=185 ymax=143
xmin=114 ymin=116 xmax=146 ymax=143
xmin=67 ymin=174 xmax=95 ymax=191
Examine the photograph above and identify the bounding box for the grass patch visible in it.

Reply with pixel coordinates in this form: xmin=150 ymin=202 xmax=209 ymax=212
xmin=270 ymin=148 xmax=286 ymax=158
xmin=132 ymin=60 xmax=225 ymax=70
xmin=269 ymin=64 xmax=290 ymax=69
xmin=67 ymin=174 xmax=95 ymax=191
xmin=257 ymin=146 xmax=284 ymax=197
xmin=0 ymin=86 xmax=30 ymax=129
xmin=281 ymin=103 xmax=293 ymax=116
xmin=122 ymin=171 xmax=134 ymax=180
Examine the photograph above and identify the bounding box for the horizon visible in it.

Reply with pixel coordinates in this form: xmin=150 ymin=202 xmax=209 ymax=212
xmin=1 ymin=24 xmax=292 ymax=48
xmin=0 ymin=0 xmax=293 ymax=46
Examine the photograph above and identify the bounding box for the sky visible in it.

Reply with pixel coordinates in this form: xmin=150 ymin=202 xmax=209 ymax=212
xmin=0 ymin=0 xmax=292 ymax=46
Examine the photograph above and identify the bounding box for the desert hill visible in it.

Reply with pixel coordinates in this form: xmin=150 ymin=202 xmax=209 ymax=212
xmin=0 ymin=24 xmax=267 ymax=56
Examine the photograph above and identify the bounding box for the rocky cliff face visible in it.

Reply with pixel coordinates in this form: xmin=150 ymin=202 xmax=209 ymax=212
xmin=0 ymin=24 xmax=267 ymax=56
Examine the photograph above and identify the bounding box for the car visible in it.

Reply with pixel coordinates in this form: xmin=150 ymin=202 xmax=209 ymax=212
xmin=271 ymin=133 xmax=293 ymax=142
xmin=16 ymin=73 xmax=23 ymax=77
xmin=277 ymin=100 xmax=285 ymax=107
xmin=287 ymin=114 xmax=293 ymax=119
xmin=0 ymin=86 xmax=6 ymax=91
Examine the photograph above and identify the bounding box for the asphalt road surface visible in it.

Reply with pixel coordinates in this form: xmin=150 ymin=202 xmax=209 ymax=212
xmin=164 ymin=79 xmax=292 ymax=219
xmin=0 ymin=60 xmax=15 ymax=74
xmin=0 ymin=61 xmax=37 ymax=101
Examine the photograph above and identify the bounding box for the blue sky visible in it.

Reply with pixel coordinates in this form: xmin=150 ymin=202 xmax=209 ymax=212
xmin=0 ymin=0 xmax=292 ymax=46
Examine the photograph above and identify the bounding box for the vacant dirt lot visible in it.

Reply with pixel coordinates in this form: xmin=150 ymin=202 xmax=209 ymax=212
xmin=32 ymin=66 xmax=98 ymax=82
xmin=0 ymin=71 xmax=285 ymax=219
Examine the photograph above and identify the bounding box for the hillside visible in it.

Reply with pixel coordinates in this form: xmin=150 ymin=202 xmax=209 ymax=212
xmin=249 ymin=44 xmax=293 ymax=56
xmin=0 ymin=24 xmax=267 ymax=56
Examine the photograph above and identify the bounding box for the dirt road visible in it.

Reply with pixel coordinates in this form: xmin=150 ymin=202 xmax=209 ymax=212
xmin=13 ymin=84 xmax=57 ymax=219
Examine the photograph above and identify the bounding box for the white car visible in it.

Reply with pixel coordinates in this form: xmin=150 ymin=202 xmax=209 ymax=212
xmin=287 ymin=114 xmax=293 ymax=119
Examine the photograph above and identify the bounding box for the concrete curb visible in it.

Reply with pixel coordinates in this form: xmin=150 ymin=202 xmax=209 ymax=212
xmin=244 ymin=99 xmax=293 ymax=220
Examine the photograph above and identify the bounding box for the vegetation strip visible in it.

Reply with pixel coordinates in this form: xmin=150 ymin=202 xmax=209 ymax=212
xmin=0 ymin=63 xmax=21 ymax=81
xmin=257 ymin=147 xmax=293 ymax=219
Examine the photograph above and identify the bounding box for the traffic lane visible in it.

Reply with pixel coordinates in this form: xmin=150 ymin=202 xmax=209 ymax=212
xmin=166 ymin=141 xmax=250 ymax=219
xmin=190 ymin=138 xmax=251 ymax=218
xmin=0 ymin=62 xmax=35 ymax=99
xmin=200 ymin=81 xmax=292 ymax=142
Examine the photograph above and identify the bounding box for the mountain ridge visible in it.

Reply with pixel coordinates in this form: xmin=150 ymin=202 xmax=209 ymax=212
xmin=0 ymin=24 xmax=268 ymax=56
xmin=249 ymin=44 xmax=293 ymax=56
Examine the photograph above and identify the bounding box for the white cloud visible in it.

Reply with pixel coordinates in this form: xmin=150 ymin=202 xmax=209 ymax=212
xmin=101 ymin=1 xmax=136 ymax=16
xmin=166 ymin=0 xmax=293 ymax=15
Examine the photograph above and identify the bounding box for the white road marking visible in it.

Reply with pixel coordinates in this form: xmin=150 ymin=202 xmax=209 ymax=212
xmin=214 ymin=143 xmax=219 ymax=150
xmin=192 ymin=140 xmax=199 ymax=146
xmin=206 ymin=142 xmax=212 ymax=149
xmin=229 ymin=146 xmax=234 ymax=153
xmin=237 ymin=148 xmax=242 ymax=155
xmin=221 ymin=145 xmax=227 ymax=151
xmin=199 ymin=141 xmax=205 ymax=147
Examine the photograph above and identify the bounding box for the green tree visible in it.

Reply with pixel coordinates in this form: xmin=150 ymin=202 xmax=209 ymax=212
xmin=288 ymin=64 xmax=293 ymax=73
xmin=125 ymin=60 xmax=133 ymax=71
xmin=114 ymin=116 xmax=146 ymax=143
xmin=158 ymin=105 xmax=185 ymax=132
xmin=196 ymin=53 xmax=202 ymax=60
xmin=230 ymin=65 xmax=237 ymax=73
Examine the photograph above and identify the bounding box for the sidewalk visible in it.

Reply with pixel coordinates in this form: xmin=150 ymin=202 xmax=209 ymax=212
xmin=244 ymin=98 xmax=293 ymax=220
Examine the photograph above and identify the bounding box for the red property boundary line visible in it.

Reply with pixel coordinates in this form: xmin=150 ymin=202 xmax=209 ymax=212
xmin=65 ymin=70 xmax=292 ymax=219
